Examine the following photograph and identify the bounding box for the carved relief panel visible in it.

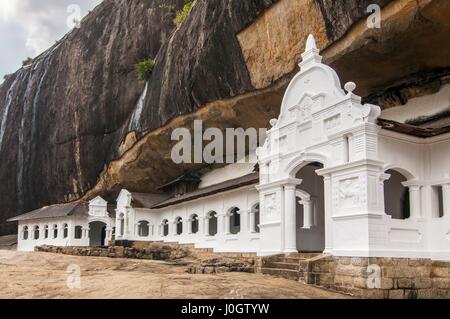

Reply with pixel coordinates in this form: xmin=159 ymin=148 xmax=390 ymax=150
xmin=338 ymin=177 xmax=363 ymax=209
xmin=263 ymin=192 xmax=280 ymax=222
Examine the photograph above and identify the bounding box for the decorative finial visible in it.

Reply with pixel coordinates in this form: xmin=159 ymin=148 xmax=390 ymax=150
xmin=300 ymin=34 xmax=322 ymax=69
xmin=269 ymin=119 xmax=278 ymax=127
xmin=305 ymin=34 xmax=317 ymax=51
xmin=344 ymin=82 xmax=357 ymax=94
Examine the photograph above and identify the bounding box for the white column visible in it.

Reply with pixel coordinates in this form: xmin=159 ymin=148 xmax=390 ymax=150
xmin=105 ymin=227 xmax=113 ymax=245
xmin=204 ymin=216 xmax=210 ymax=236
xmin=301 ymin=199 xmax=314 ymax=229
xmin=197 ymin=216 xmax=204 ymax=236
xmin=116 ymin=219 xmax=121 ymax=238
xmin=240 ymin=210 xmax=249 ymax=233
xmin=187 ymin=219 xmax=192 ymax=235
xmin=443 ymin=184 xmax=450 ymax=218
xmin=284 ymin=184 xmax=297 ymax=254
xmin=182 ymin=219 xmax=187 ymax=235
xmin=379 ymin=173 xmax=391 ymax=215
xmin=249 ymin=210 xmax=256 ymax=233
xmin=124 ymin=214 xmax=129 ymax=238
xmin=408 ymin=185 xmax=422 ymax=219
xmin=224 ymin=214 xmax=230 ymax=235
xmin=82 ymin=227 xmax=88 ymax=239
xmin=171 ymin=222 xmax=177 ymax=236
xmin=323 ymin=175 xmax=333 ymax=253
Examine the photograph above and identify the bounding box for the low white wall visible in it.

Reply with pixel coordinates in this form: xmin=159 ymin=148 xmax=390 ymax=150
xmin=118 ymin=186 xmax=261 ymax=253
xmin=17 ymin=217 xmax=89 ymax=252
xmin=371 ymin=131 xmax=450 ymax=260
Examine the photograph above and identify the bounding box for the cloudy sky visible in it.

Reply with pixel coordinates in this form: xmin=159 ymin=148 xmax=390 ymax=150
xmin=0 ymin=0 xmax=102 ymax=80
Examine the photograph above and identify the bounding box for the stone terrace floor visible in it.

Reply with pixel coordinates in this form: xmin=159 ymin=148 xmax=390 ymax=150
xmin=0 ymin=250 xmax=350 ymax=299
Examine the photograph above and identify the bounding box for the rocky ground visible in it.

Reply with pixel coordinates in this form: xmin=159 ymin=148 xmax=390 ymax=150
xmin=0 ymin=250 xmax=350 ymax=299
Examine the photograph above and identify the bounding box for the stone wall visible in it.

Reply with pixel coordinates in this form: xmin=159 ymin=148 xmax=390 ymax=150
xmin=35 ymin=243 xmax=191 ymax=261
xmin=187 ymin=257 xmax=255 ymax=274
xmin=35 ymin=242 xmax=258 ymax=274
xmin=304 ymin=256 xmax=450 ymax=299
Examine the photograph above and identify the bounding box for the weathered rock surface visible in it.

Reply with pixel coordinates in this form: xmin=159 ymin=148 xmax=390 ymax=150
xmin=35 ymin=243 xmax=257 ymax=273
xmin=0 ymin=0 xmax=186 ymax=234
xmin=1 ymin=0 xmax=450 ymax=234
xmin=0 ymin=250 xmax=351 ymax=299
xmin=84 ymin=0 xmax=450 ymax=202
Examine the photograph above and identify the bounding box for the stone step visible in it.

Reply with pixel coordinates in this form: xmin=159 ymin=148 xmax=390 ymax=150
xmin=260 ymin=268 xmax=300 ymax=281
xmin=267 ymin=256 xmax=306 ymax=263
xmin=287 ymin=252 xmax=322 ymax=259
xmin=262 ymin=261 xmax=300 ymax=271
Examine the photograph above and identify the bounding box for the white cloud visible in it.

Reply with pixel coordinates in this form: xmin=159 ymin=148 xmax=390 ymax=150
xmin=0 ymin=0 xmax=101 ymax=78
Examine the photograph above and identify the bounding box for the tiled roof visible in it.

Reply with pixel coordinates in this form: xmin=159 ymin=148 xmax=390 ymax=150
xmin=130 ymin=193 xmax=170 ymax=209
xmin=151 ymin=172 xmax=259 ymax=209
xmin=7 ymin=202 xmax=89 ymax=222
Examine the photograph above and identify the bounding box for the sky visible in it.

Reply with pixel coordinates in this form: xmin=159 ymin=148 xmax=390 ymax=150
xmin=0 ymin=0 xmax=102 ymax=80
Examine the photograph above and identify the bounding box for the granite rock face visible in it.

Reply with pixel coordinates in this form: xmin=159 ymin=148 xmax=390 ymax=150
xmin=1 ymin=0 xmax=450 ymax=234
xmin=0 ymin=0 xmax=185 ymax=234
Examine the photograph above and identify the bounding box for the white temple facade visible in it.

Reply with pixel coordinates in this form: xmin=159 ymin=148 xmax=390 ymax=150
xmin=256 ymin=35 xmax=450 ymax=260
xmin=10 ymin=35 xmax=450 ymax=261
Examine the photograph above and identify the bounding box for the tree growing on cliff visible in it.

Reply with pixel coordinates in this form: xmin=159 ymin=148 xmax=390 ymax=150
xmin=173 ymin=1 xmax=193 ymax=27
xmin=22 ymin=57 xmax=33 ymax=66
xmin=2 ymin=74 xmax=12 ymax=82
xmin=135 ymin=58 xmax=156 ymax=82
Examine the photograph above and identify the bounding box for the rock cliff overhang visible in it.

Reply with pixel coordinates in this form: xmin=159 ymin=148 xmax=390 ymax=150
xmin=84 ymin=0 xmax=450 ymax=201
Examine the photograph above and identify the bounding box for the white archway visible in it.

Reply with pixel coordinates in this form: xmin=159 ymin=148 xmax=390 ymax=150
xmin=89 ymin=221 xmax=107 ymax=247
xmin=294 ymin=162 xmax=325 ymax=252
xmin=257 ymin=35 xmax=381 ymax=256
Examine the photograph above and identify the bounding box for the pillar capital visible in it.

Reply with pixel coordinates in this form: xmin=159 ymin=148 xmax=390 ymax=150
xmin=257 ymin=177 xmax=302 ymax=192
xmin=402 ymin=180 xmax=421 ymax=189
xmin=284 ymin=184 xmax=297 ymax=191
xmin=380 ymin=173 xmax=391 ymax=182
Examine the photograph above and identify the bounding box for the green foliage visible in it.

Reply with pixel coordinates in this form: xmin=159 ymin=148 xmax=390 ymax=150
xmin=173 ymin=1 xmax=193 ymax=28
xmin=22 ymin=57 xmax=33 ymax=66
xmin=3 ymin=74 xmax=12 ymax=82
xmin=135 ymin=58 xmax=156 ymax=82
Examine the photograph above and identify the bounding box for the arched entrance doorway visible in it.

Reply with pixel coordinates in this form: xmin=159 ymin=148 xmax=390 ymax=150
xmin=384 ymin=169 xmax=411 ymax=220
xmin=89 ymin=221 xmax=107 ymax=247
xmin=295 ymin=162 xmax=325 ymax=252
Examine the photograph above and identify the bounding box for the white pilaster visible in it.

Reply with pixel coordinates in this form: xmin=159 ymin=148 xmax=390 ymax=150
xmin=443 ymin=184 xmax=450 ymax=217
xmin=323 ymin=175 xmax=333 ymax=253
xmin=301 ymin=199 xmax=314 ymax=229
xmin=406 ymin=184 xmax=422 ymax=219
xmin=187 ymin=218 xmax=193 ymax=235
xmin=284 ymin=184 xmax=297 ymax=253
xmin=249 ymin=210 xmax=256 ymax=233
xmin=204 ymin=216 xmax=210 ymax=236
xmin=223 ymin=214 xmax=230 ymax=235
